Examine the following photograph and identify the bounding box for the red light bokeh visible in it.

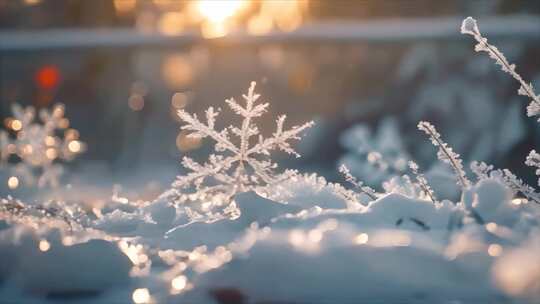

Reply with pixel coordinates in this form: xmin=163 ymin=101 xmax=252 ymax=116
xmin=35 ymin=65 xmax=61 ymax=90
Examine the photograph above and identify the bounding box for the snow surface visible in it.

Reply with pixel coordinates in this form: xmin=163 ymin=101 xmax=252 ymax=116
xmin=1 ymin=173 xmax=540 ymax=303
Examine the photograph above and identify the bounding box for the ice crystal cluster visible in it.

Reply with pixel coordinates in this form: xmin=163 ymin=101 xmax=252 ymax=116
xmin=0 ymin=196 xmax=87 ymax=230
xmin=167 ymin=82 xmax=313 ymax=220
xmin=0 ymin=103 xmax=85 ymax=188
xmin=470 ymin=161 xmax=540 ymax=204
xmin=525 ymin=150 xmax=540 ymax=186
xmin=461 ymin=16 xmax=540 ymax=120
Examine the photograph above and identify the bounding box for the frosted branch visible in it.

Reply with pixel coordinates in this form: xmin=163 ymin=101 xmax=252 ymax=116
xmin=408 ymin=161 xmax=437 ymax=204
xmin=461 ymin=17 xmax=540 ymax=120
xmin=525 ymin=150 xmax=540 ymax=187
xmin=418 ymin=121 xmax=470 ymax=189
xmin=339 ymin=164 xmax=377 ymax=200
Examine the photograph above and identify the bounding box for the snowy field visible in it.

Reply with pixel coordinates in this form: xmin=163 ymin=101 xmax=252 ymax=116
xmin=1 ymin=16 xmax=540 ymax=304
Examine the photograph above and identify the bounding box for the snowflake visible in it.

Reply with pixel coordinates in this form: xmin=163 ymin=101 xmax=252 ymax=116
xmin=170 ymin=82 xmax=313 ymax=211
xmin=0 ymin=103 xmax=85 ymax=188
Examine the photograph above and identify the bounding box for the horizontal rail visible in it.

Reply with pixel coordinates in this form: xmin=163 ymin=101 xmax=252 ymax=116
xmin=0 ymin=15 xmax=539 ymax=51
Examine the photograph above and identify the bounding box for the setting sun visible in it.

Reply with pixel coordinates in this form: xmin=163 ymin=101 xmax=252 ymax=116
xmin=195 ymin=0 xmax=247 ymax=23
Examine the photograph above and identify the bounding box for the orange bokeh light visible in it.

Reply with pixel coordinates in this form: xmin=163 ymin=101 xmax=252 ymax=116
xmin=35 ymin=65 xmax=61 ymax=90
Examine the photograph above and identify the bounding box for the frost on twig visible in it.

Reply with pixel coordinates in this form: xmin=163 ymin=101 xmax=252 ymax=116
xmin=461 ymin=17 xmax=540 ymax=120
xmin=525 ymin=150 xmax=540 ymax=187
xmin=471 ymin=161 xmax=540 ymax=205
xmin=418 ymin=121 xmax=470 ymax=189
xmin=408 ymin=161 xmax=437 ymax=204
xmin=339 ymin=164 xmax=377 ymax=201
xmin=171 ymin=82 xmax=313 ymax=207
xmin=470 ymin=161 xmax=493 ymax=181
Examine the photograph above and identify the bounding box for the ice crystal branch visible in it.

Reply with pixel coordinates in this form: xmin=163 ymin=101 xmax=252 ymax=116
xmin=173 ymin=82 xmax=314 ymax=199
xmin=461 ymin=17 xmax=540 ymax=120
xmin=462 ymin=17 xmax=540 ymax=206
xmin=470 ymin=161 xmax=493 ymax=181
xmin=501 ymin=169 xmax=540 ymax=204
xmin=408 ymin=161 xmax=437 ymax=204
xmin=418 ymin=121 xmax=470 ymax=189
xmin=470 ymin=161 xmax=540 ymax=205
xmin=525 ymin=150 xmax=540 ymax=187
xmin=339 ymin=164 xmax=377 ymax=200
xmin=0 ymin=196 xmax=87 ymax=229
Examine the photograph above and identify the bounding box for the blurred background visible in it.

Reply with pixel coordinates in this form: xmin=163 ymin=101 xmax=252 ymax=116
xmin=1 ymin=0 xmax=539 ymax=201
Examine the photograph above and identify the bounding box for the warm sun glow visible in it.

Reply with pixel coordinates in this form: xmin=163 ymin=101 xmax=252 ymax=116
xmin=68 ymin=140 xmax=82 ymax=153
xmin=39 ymin=239 xmax=51 ymax=252
xmin=132 ymin=288 xmax=150 ymax=304
xmin=195 ymin=0 xmax=246 ymax=23
xmin=158 ymin=12 xmax=185 ymax=35
xmin=162 ymin=54 xmax=194 ymax=88
xmin=355 ymin=233 xmax=369 ymax=245
xmin=114 ymin=0 xmax=136 ymax=15
xmin=45 ymin=148 xmax=57 ymax=160
xmin=7 ymin=176 xmax=19 ymax=189
xmin=45 ymin=135 xmax=56 ymax=146
xmin=488 ymin=243 xmax=503 ymax=257
xmin=10 ymin=119 xmax=22 ymax=131
xmin=171 ymin=275 xmax=187 ymax=291
xmin=485 ymin=222 xmax=497 ymax=233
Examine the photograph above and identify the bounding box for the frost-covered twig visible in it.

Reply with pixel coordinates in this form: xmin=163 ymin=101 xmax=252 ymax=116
xmin=461 ymin=17 xmax=540 ymax=120
xmin=502 ymin=169 xmax=540 ymax=205
xmin=408 ymin=161 xmax=437 ymax=204
xmin=525 ymin=150 xmax=540 ymax=187
xmin=471 ymin=161 xmax=540 ymax=204
xmin=462 ymin=17 xmax=540 ymax=205
xmin=417 ymin=121 xmax=470 ymax=189
xmin=470 ymin=161 xmax=493 ymax=181
xmin=339 ymin=164 xmax=377 ymax=200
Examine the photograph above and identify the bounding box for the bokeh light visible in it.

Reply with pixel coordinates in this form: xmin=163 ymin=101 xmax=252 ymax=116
xmin=35 ymin=65 xmax=61 ymax=90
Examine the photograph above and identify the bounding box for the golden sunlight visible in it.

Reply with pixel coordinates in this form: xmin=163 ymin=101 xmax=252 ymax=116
xmin=195 ymin=0 xmax=247 ymax=23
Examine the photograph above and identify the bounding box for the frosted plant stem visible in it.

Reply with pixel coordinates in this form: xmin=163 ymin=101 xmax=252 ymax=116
xmin=424 ymin=128 xmax=465 ymax=186
xmin=339 ymin=164 xmax=378 ymax=200
xmin=418 ymin=122 xmax=470 ymax=189
xmin=461 ymin=17 xmax=540 ymax=119
xmin=409 ymin=161 xmax=437 ymax=204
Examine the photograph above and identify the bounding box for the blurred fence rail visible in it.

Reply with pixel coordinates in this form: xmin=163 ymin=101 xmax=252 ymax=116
xmin=1 ymin=16 xmax=539 ymax=52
